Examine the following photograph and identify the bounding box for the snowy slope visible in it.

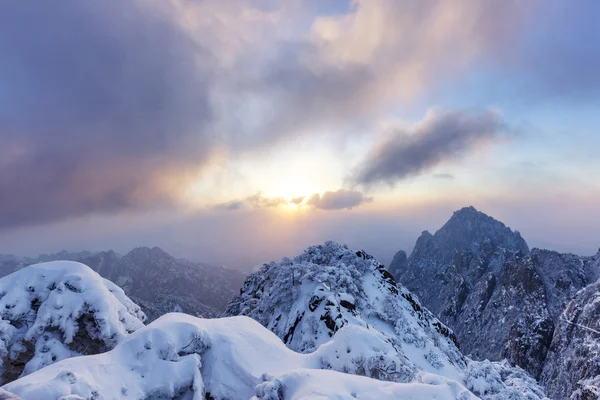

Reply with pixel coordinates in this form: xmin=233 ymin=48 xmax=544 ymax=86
xmin=0 ymin=261 xmax=145 ymax=383
xmin=4 ymin=314 xmax=478 ymax=400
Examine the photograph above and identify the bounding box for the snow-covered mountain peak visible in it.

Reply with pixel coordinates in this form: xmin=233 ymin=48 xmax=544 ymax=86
xmin=227 ymin=241 xmax=465 ymax=378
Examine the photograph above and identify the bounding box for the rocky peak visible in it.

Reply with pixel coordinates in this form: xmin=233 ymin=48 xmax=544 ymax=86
xmin=392 ymin=207 xmax=551 ymax=378
xmin=433 ymin=206 xmax=529 ymax=258
xmin=388 ymin=250 xmax=408 ymax=279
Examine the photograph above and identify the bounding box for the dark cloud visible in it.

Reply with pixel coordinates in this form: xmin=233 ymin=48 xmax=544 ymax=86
xmin=349 ymin=110 xmax=505 ymax=187
xmin=0 ymin=1 xmax=216 ymax=228
xmin=306 ymin=189 xmax=373 ymax=210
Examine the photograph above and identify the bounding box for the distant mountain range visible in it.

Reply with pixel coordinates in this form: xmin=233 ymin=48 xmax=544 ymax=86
xmin=0 ymin=247 xmax=246 ymax=322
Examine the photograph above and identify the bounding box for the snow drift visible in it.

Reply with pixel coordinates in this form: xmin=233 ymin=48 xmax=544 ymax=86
xmin=0 ymin=261 xmax=145 ymax=383
xmin=4 ymin=313 xmax=478 ymax=400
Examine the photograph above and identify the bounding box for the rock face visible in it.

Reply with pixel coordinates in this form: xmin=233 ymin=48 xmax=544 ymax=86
xmin=226 ymin=241 xmax=547 ymax=399
xmin=0 ymin=247 xmax=247 ymax=322
xmin=0 ymin=261 xmax=145 ymax=384
xmin=540 ymin=278 xmax=600 ymax=399
xmin=392 ymin=206 xmax=599 ymax=380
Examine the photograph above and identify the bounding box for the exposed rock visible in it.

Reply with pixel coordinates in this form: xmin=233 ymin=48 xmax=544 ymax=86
xmin=388 ymin=250 xmax=407 ymax=282
xmin=540 ymin=279 xmax=600 ymax=399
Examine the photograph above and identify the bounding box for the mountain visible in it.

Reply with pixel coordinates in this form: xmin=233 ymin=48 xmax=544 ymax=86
xmin=0 ymin=242 xmax=548 ymax=399
xmin=76 ymin=247 xmax=246 ymax=321
xmin=226 ymin=241 xmax=547 ymax=399
xmin=0 ymin=247 xmax=247 ymax=322
xmin=391 ymin=206 xmax=600 ymax=381
xmin=0 ymin=261 xmax=145 ymax=384
xmin=540 ymin=276 xmax=600 ymax=399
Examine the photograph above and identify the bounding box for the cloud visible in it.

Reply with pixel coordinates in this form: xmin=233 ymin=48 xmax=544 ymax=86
xmin=433 ymin=173 xmax=455 ymax=180
xmin=349 ymin=109 xmax=506 ymax=186
xmin=241 ymin=0 xmax=530 ymax=141
xmin=306 ymin=189 xmax=373 ymax=210
xmin=246 ymin=193 xmax=287 ymax=208
xmin=215 ymin=200 xmax=245 ymax=211
xmin=290 ymin=196 xmax=305 ymax=205
xmin=216 ymin=193 xmax=286 ymax=211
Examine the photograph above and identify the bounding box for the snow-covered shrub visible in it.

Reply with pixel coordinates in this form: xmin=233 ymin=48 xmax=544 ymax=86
xmin=0 ymin=261 xmax=145 ymax=383
xmin=226 ymin=241 xmax=467 ymax=383
xmin=465 ymin=360 xmax=549 ymax=400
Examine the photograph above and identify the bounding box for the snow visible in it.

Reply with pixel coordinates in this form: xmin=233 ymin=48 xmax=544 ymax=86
xmin=4 ymin=314 xmax=477 ymax=400
xmin=253 ymin=369 xmax=477 ymax=400
xmin=0 ymin=261 xmax=145 ymax=382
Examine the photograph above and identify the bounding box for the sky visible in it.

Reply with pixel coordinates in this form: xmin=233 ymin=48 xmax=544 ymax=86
xmin=1 ymin=0 xmax=599 ymax=269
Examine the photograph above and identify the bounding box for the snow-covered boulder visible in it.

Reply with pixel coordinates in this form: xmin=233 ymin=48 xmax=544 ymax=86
xmin=3 ymin=314 xmax=477 ymax=400
xmin=0 ymin=261 xmax=145 ymax=383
